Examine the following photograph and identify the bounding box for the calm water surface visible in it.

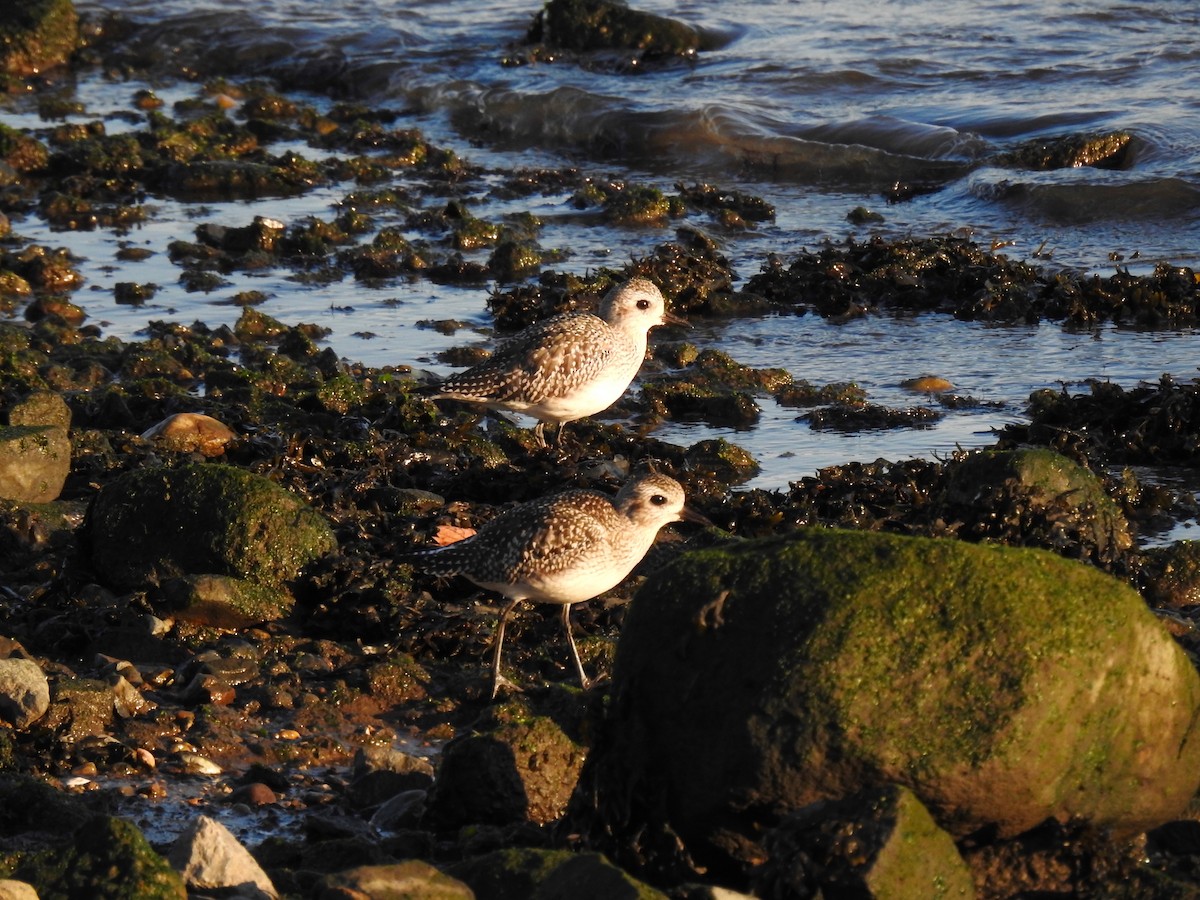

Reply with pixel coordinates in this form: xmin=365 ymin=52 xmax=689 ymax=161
xmin=15 ymin=0 xmax=1200 ymax=496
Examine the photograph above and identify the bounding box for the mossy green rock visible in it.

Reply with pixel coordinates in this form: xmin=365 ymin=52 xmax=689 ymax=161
xmin=86 ymin=463 xmax=336 ymax=591
xmin=14 ymin=815 xmax=186 ymax=899
xmin=754 ymin=785 xmax=975 ymax=899
xmin=0 ymin=0 xmax=79 ymax=78
xmin=449 ymin=847 xmax=667 ymax=900
xmin=941 ymin=448 xmax=1132 ymax=558
xmin=318 ymin=861 xmax=473 ymax=899
xmin=428 ymin=695 xmax=587 ymax=828
xmin=577 ymin=529 xmax=1200 ymax=880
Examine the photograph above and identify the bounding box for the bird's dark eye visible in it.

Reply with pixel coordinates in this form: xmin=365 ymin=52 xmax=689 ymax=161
xmin=650 ymin=494 xmax=668 ymax=505
xmin=636 ymin=298 xmax=651 ymax=310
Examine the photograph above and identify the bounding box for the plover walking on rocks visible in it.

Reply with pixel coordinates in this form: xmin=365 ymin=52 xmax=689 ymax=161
xmin=431 ymin=277 xmax=680 ymax=447
xmin=404 ymin=471 xmax=709 ymax=698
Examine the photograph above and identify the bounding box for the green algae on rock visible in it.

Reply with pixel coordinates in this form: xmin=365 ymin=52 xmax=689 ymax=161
xmin=448 ymin=847 xmax=668 ymax=900
xmin=940 ymin=448 xmax=1132 ymax=568
xmin=85 ymin=462 xmax=336 ymax=592
xmin=0 ymin=0 xmax=79 ymax=81
xmin=319 ymin=860 xmax=474 ymax=900
xmin=427 ymin=692 xmax=589 ymax=828
xmin=0 ymin=390 xmax=71 ymax=503
xmin=13 ymin=815 xmax=186 ymax=900
xmin=573 ymin=528 xmax=1200 ymax=885
xmin=753 ymin=785 xmax=976 ymax=900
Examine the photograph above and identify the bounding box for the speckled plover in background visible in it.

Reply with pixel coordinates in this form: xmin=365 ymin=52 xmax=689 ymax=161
xmin=403 ymin=471 xmax=709 ymax=698
xmin=431 ymin=277 xmax=681 ymax=447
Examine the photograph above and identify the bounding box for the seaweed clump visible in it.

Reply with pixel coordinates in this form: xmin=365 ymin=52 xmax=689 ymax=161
xmin=746 ymin=234 xmax=1200 ymax=326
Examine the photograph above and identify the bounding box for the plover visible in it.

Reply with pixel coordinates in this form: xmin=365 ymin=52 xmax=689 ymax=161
xmin=431 ymin=277 xmax=681 ymax=447
xmin=404 ymin=471 xmax=709 ymax=698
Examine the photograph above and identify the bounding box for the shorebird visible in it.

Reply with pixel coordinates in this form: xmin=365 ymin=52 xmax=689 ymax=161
xmin=431 ymin=277 xmax=680 ymax=447
xmin=404 ymin=471 xmax=709 ymax=697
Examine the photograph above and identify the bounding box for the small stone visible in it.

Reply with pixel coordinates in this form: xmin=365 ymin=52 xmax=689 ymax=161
xmin=230 ymin=782 xmax=277 ymax=807
xmin=0 ymin=657 xmax=50 ymax=729
xmin=141 ymin=412 xmax=237 ymax=457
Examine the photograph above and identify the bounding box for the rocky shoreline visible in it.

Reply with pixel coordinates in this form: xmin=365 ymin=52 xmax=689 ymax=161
xmin=4 ymin=2 xmax=1200 ymax=898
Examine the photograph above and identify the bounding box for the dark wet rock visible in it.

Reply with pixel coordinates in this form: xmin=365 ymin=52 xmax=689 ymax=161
xmin=41 ymin=675 xmax=115 ymax=740
xmin=571 ymin=180 xmax=679 ymax=226
xmin=751 ymin=785 xmax=975 ymax=899
xmin=12 ymin=815 xmax=186 ymax=899
xmin=85 ymin=462 xmax=336 ymax=593
xmin=0 ymin=657 xmax=49 ymax=729
xmin=427 ymin=692 xmax=588 ymax=829
xmin=317 ymin=860 xmax=473 ymax=900
xmin=489 ymin=239 xmax=543 ymax=282
xmin=0 ymin=391 xmax=71 ymax=503
xmin=529 ymin=0 xmax=705 ymax=58
xmin=639 ymin=348 xmax=788 ymax=429
xmin=846 ymin=205 xmax=885 ymax=224
xmin=0 ymin=125 xmax=49 ymax=173
xmin=745 ymin=234 xmax=1200 ymax=326
xmin=959 ymin=820 xmax=1155 ymax=900
xmin=0 ymin=773 xmax=97 ymax=838
xmin=159 ymin=573 xmax=296 ymax=628
xmin=112 ymin=281 xmax=157 ymax=305
xmin=572 ymin=529 xmax=1200 ymax=886
xmin=676 ymin=183 xmax=774 ymax=223
xmin=1009 ymin=375 xmax=1200 ymax=466
xmin=1140 ymin=541 xmax=1200 ymax=610
xmin=3 ymin=245 xmax=84 ymax=294
xmin=167 ymin=815 xmax=277 ymax=900
xmin=448 ymin=847 xmax=668 ymax=900
xmin=682 ymin=439 xmax=759 ymax=485
xmin=774 ymin=379 xmax=867 ymax=408
xmin=939 ymin=448 xmax=1132 ymax=569
xmin=0 ymin=0 xmax=79 ymax=80
xmin=993 ymin=130 xmax=1135 ymax=171
xmin=160 ymin=157 xmax=323 ymax=201
xmin=348 ymin=745 xmax=435 ymax=809
xmin=801 ymin=400 xmax=942 ymax=431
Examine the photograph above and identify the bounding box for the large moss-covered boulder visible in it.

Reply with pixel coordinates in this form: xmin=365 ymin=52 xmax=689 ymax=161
xmin=13 ymin=815 xmax=186 ymax=899
xmin=572 ymin=529 xmax=1200 ymax=884
xmin=0 ymin=0 xmax=79 ymax=78
xmin=85 ymin=463 xmax=335 ymax=603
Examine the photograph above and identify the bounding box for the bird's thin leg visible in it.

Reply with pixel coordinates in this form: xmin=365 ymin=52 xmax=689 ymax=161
xmin=561 ymin=603 xmax=592 ymax=690
xmin=532 ymin=421 xmax=548 ymax=448
xmin=490 ymin=598 xmax=523 ymax=700
xmin=552 ymin=421 xmax=567 ymax=449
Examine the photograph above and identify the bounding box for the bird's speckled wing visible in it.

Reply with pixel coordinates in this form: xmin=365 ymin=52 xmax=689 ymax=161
xmin=437 ymin=313 xmax=614 ymax=404
xmin=403 ymin=489 xmax=621 ymax=586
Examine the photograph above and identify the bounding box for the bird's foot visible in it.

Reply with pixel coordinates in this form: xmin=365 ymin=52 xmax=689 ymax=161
xmin=489 ymin=671 xmax=524 ymax=701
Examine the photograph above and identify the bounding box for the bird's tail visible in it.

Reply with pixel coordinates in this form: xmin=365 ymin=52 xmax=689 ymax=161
xmin=396 ymin=543 xmax=468 ymax=577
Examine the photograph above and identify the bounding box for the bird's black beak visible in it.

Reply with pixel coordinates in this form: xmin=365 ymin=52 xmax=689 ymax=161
xmin=681 ymin=505 xmax=714 ymax=527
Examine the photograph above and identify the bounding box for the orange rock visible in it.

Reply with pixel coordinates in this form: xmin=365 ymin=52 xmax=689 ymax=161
xmin=141 ymin=412 xmax=236 ymax=457
xmin=900 ymin=375 xmax=953 ymax=393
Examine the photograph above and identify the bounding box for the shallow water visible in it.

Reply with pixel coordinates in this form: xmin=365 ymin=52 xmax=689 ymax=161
xmin=12 ymin=0 xmax=1200 ymax=504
